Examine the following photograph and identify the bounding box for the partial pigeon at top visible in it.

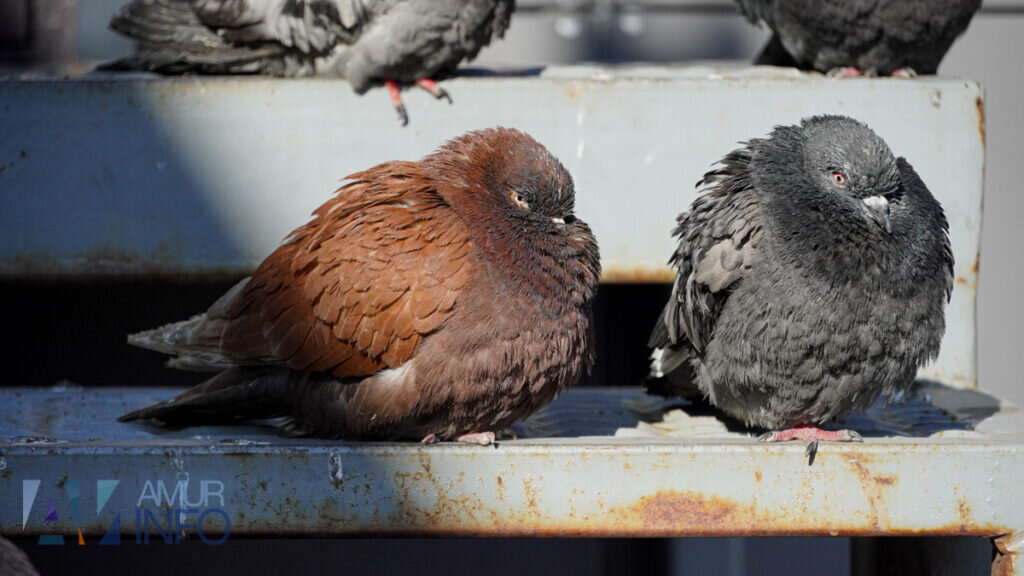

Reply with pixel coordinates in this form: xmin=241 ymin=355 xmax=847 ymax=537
xmin=120 ymin=127 xmax=601 ymax=445
xmin=103 ymin=0 xmax=515 ymax=123
xmin=649 ymin=115 xmax=954 ymax=460
xmin=736 ymin=0 xmax=981 ymax=76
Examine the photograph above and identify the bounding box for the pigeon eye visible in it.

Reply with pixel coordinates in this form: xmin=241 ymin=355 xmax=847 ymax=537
xmin=510 ymin=191 xmax=530 ymax=210
xmin=831 ymin=171 xmax=847 ymax=186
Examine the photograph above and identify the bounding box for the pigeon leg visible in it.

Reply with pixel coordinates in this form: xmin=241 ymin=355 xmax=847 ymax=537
xmin=385 ymin=79 xmax=409 ymax=126
xmin=415 ymin=78 xmax=452 ymax=104
xmin=758 ymin=426 xmax=862 ymax=464
xmin=827 ymin=66 xmax=864 ymax=78
xmin=455 ymin=431 xmax=496 ymax=446
xmin=890 ymin=67 xmax=918 ymax=78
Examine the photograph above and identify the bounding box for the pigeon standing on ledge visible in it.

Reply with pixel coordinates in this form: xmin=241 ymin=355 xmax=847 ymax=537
xmin=121 ymin=127 xmax=601 ymax=445
xmin=649 ymin=115 xmax=953 ymax=461
xmin=736 ymin=0 xmax=981 ymax=77
xmin=102 ymin=0 xmax=515 ymax=124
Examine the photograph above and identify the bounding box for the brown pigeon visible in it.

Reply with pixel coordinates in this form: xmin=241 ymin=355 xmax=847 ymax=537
xmin=120 ymin=127 xmax=601 ymax=445
xmin=102 ymin=0 xmax=515 ymax=124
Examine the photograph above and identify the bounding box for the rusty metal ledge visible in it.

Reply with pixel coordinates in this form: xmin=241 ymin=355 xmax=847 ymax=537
xmin=1 ymin=386 xmax=1021 ymax=549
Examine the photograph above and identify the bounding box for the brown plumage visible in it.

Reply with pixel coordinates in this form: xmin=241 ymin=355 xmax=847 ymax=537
xmin=121 ymin=127 xmax=601 ymax=444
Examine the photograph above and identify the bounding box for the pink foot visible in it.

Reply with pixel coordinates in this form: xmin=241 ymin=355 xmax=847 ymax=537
xmin=384 ymin=79 xmax=408 ymax=126
xmin=890 ymin=67 xmax=918 ymax=78
xmin=758 ymin=425 xmax=862 ymax=464
xmin=827 ymin=66 xmax=864 ymax=78
xmin=455 ymin=431 xmax=496 ymax=446
xmin=415 ymin=78 xmax=452 ymax=103
xmin=420 ymin=433 xmax=439 ymax=444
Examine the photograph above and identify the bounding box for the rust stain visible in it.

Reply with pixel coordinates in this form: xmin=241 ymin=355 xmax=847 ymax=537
xmin=992 ymin=534 xmax=1018 ymax=576
xmin=956 ymin=494 xmax=974 ymax=532
xmin=843 ymin=454 xmax=898 ymax=531
xmin=754 ymin=471 xmax=762 ymax=483
xmin=601 ymin=266 xmax=674 ymax=283
xmin=956 ymin=276 xmax=967 ymax=286
xmin=971 ymin=252 xmax=979 ymax=277
xmin=522 ymin=478 xmax=541 ymax=510
xmin=613 ymin=490 xmax=749 ymax=534
xmin=976 ymin=96 xmax=986 ymax=148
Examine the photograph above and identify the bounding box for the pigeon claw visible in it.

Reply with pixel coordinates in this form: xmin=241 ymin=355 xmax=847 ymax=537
xmin=385 ymin=79 xmax=409 ymax=126
xmin=827 ymin=66 xmax=864 ymax=78
xmin=758 ymin=426 xmax=863 ymax=465
xmin=890 ymin=67 xmax=918 ymax=78
xmin=416 ymin=78 xmax=452 ymax=104
xmin=455 ymin=431 xmax=496 ymax=446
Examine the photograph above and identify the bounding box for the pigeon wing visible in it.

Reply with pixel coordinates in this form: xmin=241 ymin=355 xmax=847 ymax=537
xmin=209 ymin=161 xmax=473 ymax=379
xmin=652 ymin=147 xmax=764 ymax=354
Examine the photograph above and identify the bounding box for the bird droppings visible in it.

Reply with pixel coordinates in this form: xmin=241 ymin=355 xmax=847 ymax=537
xmin=329 ymin=452 xmax=344 ymax=488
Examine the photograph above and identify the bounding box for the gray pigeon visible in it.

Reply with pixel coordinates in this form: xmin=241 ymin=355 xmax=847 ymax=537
xmin=102 ymin=0 xmax=515 ymax=124
xmin=736 ymin=0 xmax=981 ymax=76
xmin=648 ymin=115 xmax=953 ymax=460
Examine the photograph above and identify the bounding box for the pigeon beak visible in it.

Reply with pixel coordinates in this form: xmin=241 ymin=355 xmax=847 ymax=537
xmin=551 ymin=217 xmax=566 ymax=225
xmin=861 ymin=195 xmax=892 ymax=234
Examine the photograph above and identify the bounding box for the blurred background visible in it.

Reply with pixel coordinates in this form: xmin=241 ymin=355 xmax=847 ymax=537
xmin=0 ymin=1 xmax=1020 ymax=574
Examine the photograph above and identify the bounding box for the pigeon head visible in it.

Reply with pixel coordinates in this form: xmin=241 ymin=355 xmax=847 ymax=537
xmin=423 ymin=127 xmax=600 ymax=299
xmin=799 ymin=115 xmax=901 ymax=234
xmin=426 ymin=127 xmax=578 ymax=229
xmin=755 ymin=115 xmax=901 ymax=236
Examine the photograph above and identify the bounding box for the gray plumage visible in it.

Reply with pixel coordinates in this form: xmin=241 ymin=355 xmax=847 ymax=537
xmin=737 ymin=0 xmax=981 ymax=75
xmin=649 ymin=115 xmax=953 ymax=431
xmin=102 ymin=0 xmax=514 ymax=93
xmin=0 ymin=536 xmax=39 ymax=576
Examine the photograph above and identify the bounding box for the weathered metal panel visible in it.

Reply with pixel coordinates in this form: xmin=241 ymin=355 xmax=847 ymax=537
xmin=0 ymin=66 xmax=983 ymax=387
xmin=0 ymin=387 xmax=1020 ymax=544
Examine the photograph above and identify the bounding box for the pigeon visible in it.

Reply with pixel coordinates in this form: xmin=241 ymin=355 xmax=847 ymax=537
xmin=736 ymin=0 xmax=981 ymax=77
xmin=102 ymin=0 xmax=515 ymax=124
xmin=120 ymin=127 xmax=601 ymax=445
xmin=0 ymin=536 xmax=39 ymax=576
xmin=648 ymin=115 xmax=953 ymax=461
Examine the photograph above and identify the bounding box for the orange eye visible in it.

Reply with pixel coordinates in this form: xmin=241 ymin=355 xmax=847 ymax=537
xmin=831 ymin=171 xmax=847 ymax=186
xmin=510 ymin=191 xmax=530 ymax=209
